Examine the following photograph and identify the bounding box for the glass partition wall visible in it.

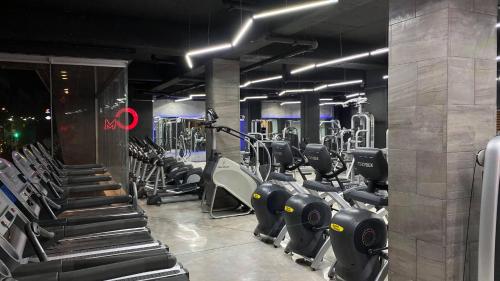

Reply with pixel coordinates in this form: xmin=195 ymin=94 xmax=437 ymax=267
xmin=0 ymin=54 xmax=129 ymax=189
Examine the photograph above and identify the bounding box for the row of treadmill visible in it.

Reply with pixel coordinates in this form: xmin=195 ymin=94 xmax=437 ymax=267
xmin=0 ymin=142 xmax=190 ymax=280
xmin=251 ymin=141 xmax=389 ymax=281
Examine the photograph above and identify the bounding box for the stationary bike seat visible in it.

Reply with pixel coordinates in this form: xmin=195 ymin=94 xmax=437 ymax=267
xmin=303 ymin=180 xmax=340 ymax=193
xmin=269 ymin=172 xmax=295 ymax=182
xmin=344 ymin=190 xmax=388 ymax=207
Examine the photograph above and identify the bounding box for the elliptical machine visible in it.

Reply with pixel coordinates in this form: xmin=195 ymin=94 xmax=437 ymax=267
xmin=252 ymin=141 xmax=308 ymax=247
xmin=328 ymin=148 xmax=389 ymax=281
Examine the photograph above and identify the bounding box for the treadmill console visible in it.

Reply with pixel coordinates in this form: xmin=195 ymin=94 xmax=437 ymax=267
xmin=0 ymin=159 xmax=39 ymax=219
xmin=0 ymin=198 xmax=17 ymax=237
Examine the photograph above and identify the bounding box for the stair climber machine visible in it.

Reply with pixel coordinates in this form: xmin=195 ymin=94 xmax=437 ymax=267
xmin=282 ymin=144 xmax=351 ymax=271
xmin=0 ymin=190 xmax=190 ymax=281
xmin=201 ymin=108 xmax=271 ymax=219
xmin=328 ymin=148 xmax=389 ymax=281
xmin=251 ymin=141 xmax=309 ymax=247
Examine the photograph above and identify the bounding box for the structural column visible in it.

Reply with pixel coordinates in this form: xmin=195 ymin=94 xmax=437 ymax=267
xmin=388 ymin=1 xmax=496 ymax=280
xmin=300 ymin=92 xmax=320 ymax=144
xmin=205 ymin=58 xmax=241 ymax=162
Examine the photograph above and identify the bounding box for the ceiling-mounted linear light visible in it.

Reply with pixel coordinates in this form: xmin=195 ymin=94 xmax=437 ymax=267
xmin=280 ymin=101 xmax=302 ymax=106
xmin=185 ymin=43 xmax=232 ymax=69
xmin=496 ymin=23 xmax=500 ymax=28
xmin=232 ymin=19 xmax=253 ymax=47
xmin=278 ymin=88 xmax=314 ymax=96
xmin=370 ymin=48 xmax=389 ymax=56
xmin=175 ymin=94 xmax=206 ymax=103
xmin=184 ymin=0 xmax=339 ymax=68
xmin=290 ymin=47 xmax=389 ymax=76
xmin=328 ymin=80 xmax=363 ymax=88
xmin=253 ymin=0 xmax=338 ymax=20
xmin=319 ymin=98 xmax=333 ymax=101
xmin=240 ymin=75 xmax=283 ymax=88
xmin=290 ymin=64 xmax=316 ymax=75
xmin=313 ymin=84 xmax=328 ymax=91
xmin=345 ymin=92 xmax=366 ymax=99
xmin=240 ymin=95 xmax=268 ymax=102
xmin=320 ymin=102 xmax=344 ymax=106
xmin=383 ymin=75 xmax=389 ymax=80
xmin=496 ymin=56 xmax=500 ymax=61
xmin=279 ymin=79 xmax=363 ymax=96
xmin=185 ymin=55 xmax=193 ymax=69
xmin=317 ymin=53 xmax=370 ymax=68
xmin=187 ymin=43 xmax=232 ymax=57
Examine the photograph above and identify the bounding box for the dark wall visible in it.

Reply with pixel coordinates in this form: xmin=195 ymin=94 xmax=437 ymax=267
xmin=129 ymin=99 xmax=153 ymax=139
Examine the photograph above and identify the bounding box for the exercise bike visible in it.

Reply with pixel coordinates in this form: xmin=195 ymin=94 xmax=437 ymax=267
xmin=251 ymin=141 xmax=309 ymax=247
xmin=282 ymin=144 xmax=350 ymax=271
xmin=328 ymin=148 xmax=389 ymax=281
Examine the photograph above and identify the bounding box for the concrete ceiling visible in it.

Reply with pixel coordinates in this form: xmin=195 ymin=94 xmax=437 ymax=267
xmin=0 ymin=0 xmax=389 ymax=99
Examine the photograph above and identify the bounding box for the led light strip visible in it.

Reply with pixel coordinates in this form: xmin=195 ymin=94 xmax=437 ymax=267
xmin=175 ymin=94 xmax=206 ymax=103
xmin=184 ymin=0 xmax=339 ymax=68
xmin=280 ymin=101 xmax=302 ymax=106
xmin=278 ymin=88 xmax=314 ymax=96
xmin=240 ymin=75 xmax=283 ymax=88
xmin=345 ymin=92 xmax=365 ymax=99
xmin=290 ymin=47 xmax=389 ymax=75
xmin=240 ymin=95 xmax=268 ymax=102
xmin=383 ymin=75 xmax=389 ymax=80
xmin=279 ymin=79 xmax=363 ymax=96
xmin=320 ymin=96 xmax=367 ymax=106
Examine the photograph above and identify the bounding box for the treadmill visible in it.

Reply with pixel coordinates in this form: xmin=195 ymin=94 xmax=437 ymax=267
xmin=0 ymin=160 xmax=166 ymax=258
xmin=10 ymin=153 xmax=144 ymax=221
xmin=0 ymin=157 xmax=145 ymax=224
xmin=0 ymin=192 xmax=189 ymax=280
xmin=22 ymin=146 xmax=118 ymax=189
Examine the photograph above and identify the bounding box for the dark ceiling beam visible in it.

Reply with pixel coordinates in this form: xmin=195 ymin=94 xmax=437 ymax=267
xmin=0 ymin=10 xmax=212 ymax=61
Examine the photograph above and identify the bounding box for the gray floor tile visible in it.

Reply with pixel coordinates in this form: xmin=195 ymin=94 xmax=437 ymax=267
xmin=141 ymin=199 xmax=332 ymax=281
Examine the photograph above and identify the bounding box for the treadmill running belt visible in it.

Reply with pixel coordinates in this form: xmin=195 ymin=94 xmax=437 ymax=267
xmin=42 ymin=231 xmax=153 ymax=255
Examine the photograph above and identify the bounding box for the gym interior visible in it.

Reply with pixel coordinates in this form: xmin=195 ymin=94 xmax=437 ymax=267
xmin=0 ymin=0 xmax=498 ymax=280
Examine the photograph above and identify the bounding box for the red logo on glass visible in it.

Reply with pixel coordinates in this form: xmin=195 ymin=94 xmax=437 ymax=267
xmin=104 ymin=107 xmax=139 ymax=131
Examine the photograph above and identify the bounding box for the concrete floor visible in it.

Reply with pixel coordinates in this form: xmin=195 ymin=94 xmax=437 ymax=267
xmin=140 ymin=200 xmax=334 ymax=281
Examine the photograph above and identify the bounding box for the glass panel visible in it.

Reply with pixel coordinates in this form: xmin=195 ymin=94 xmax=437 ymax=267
xmin=51 ymin=64 xmax=96 ymax=164
xmin=0 ymin=62 xmax=51 ymax=161
xmin=96 ymin=67 xmax=128 ymax=189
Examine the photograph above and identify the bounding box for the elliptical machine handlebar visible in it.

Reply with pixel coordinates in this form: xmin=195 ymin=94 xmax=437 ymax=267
xmin=288 ymin=146 xmax=308 ymax=171
xmin=330 ymin=151 xmax=347 ymax=178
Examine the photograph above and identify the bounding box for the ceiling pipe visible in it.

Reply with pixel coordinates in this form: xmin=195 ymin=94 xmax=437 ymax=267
xmin=222 ymin=0 xmax=260 ymax=12
xmin=150 ymin=54 xmax=177 ymax=65
xmin=241 ymin=37 xmax=318 ymax=74
xmin=152 ymin=36 xmax=318 ymax=94
xmin=164 ymin=82 xmax=205 ymax=97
